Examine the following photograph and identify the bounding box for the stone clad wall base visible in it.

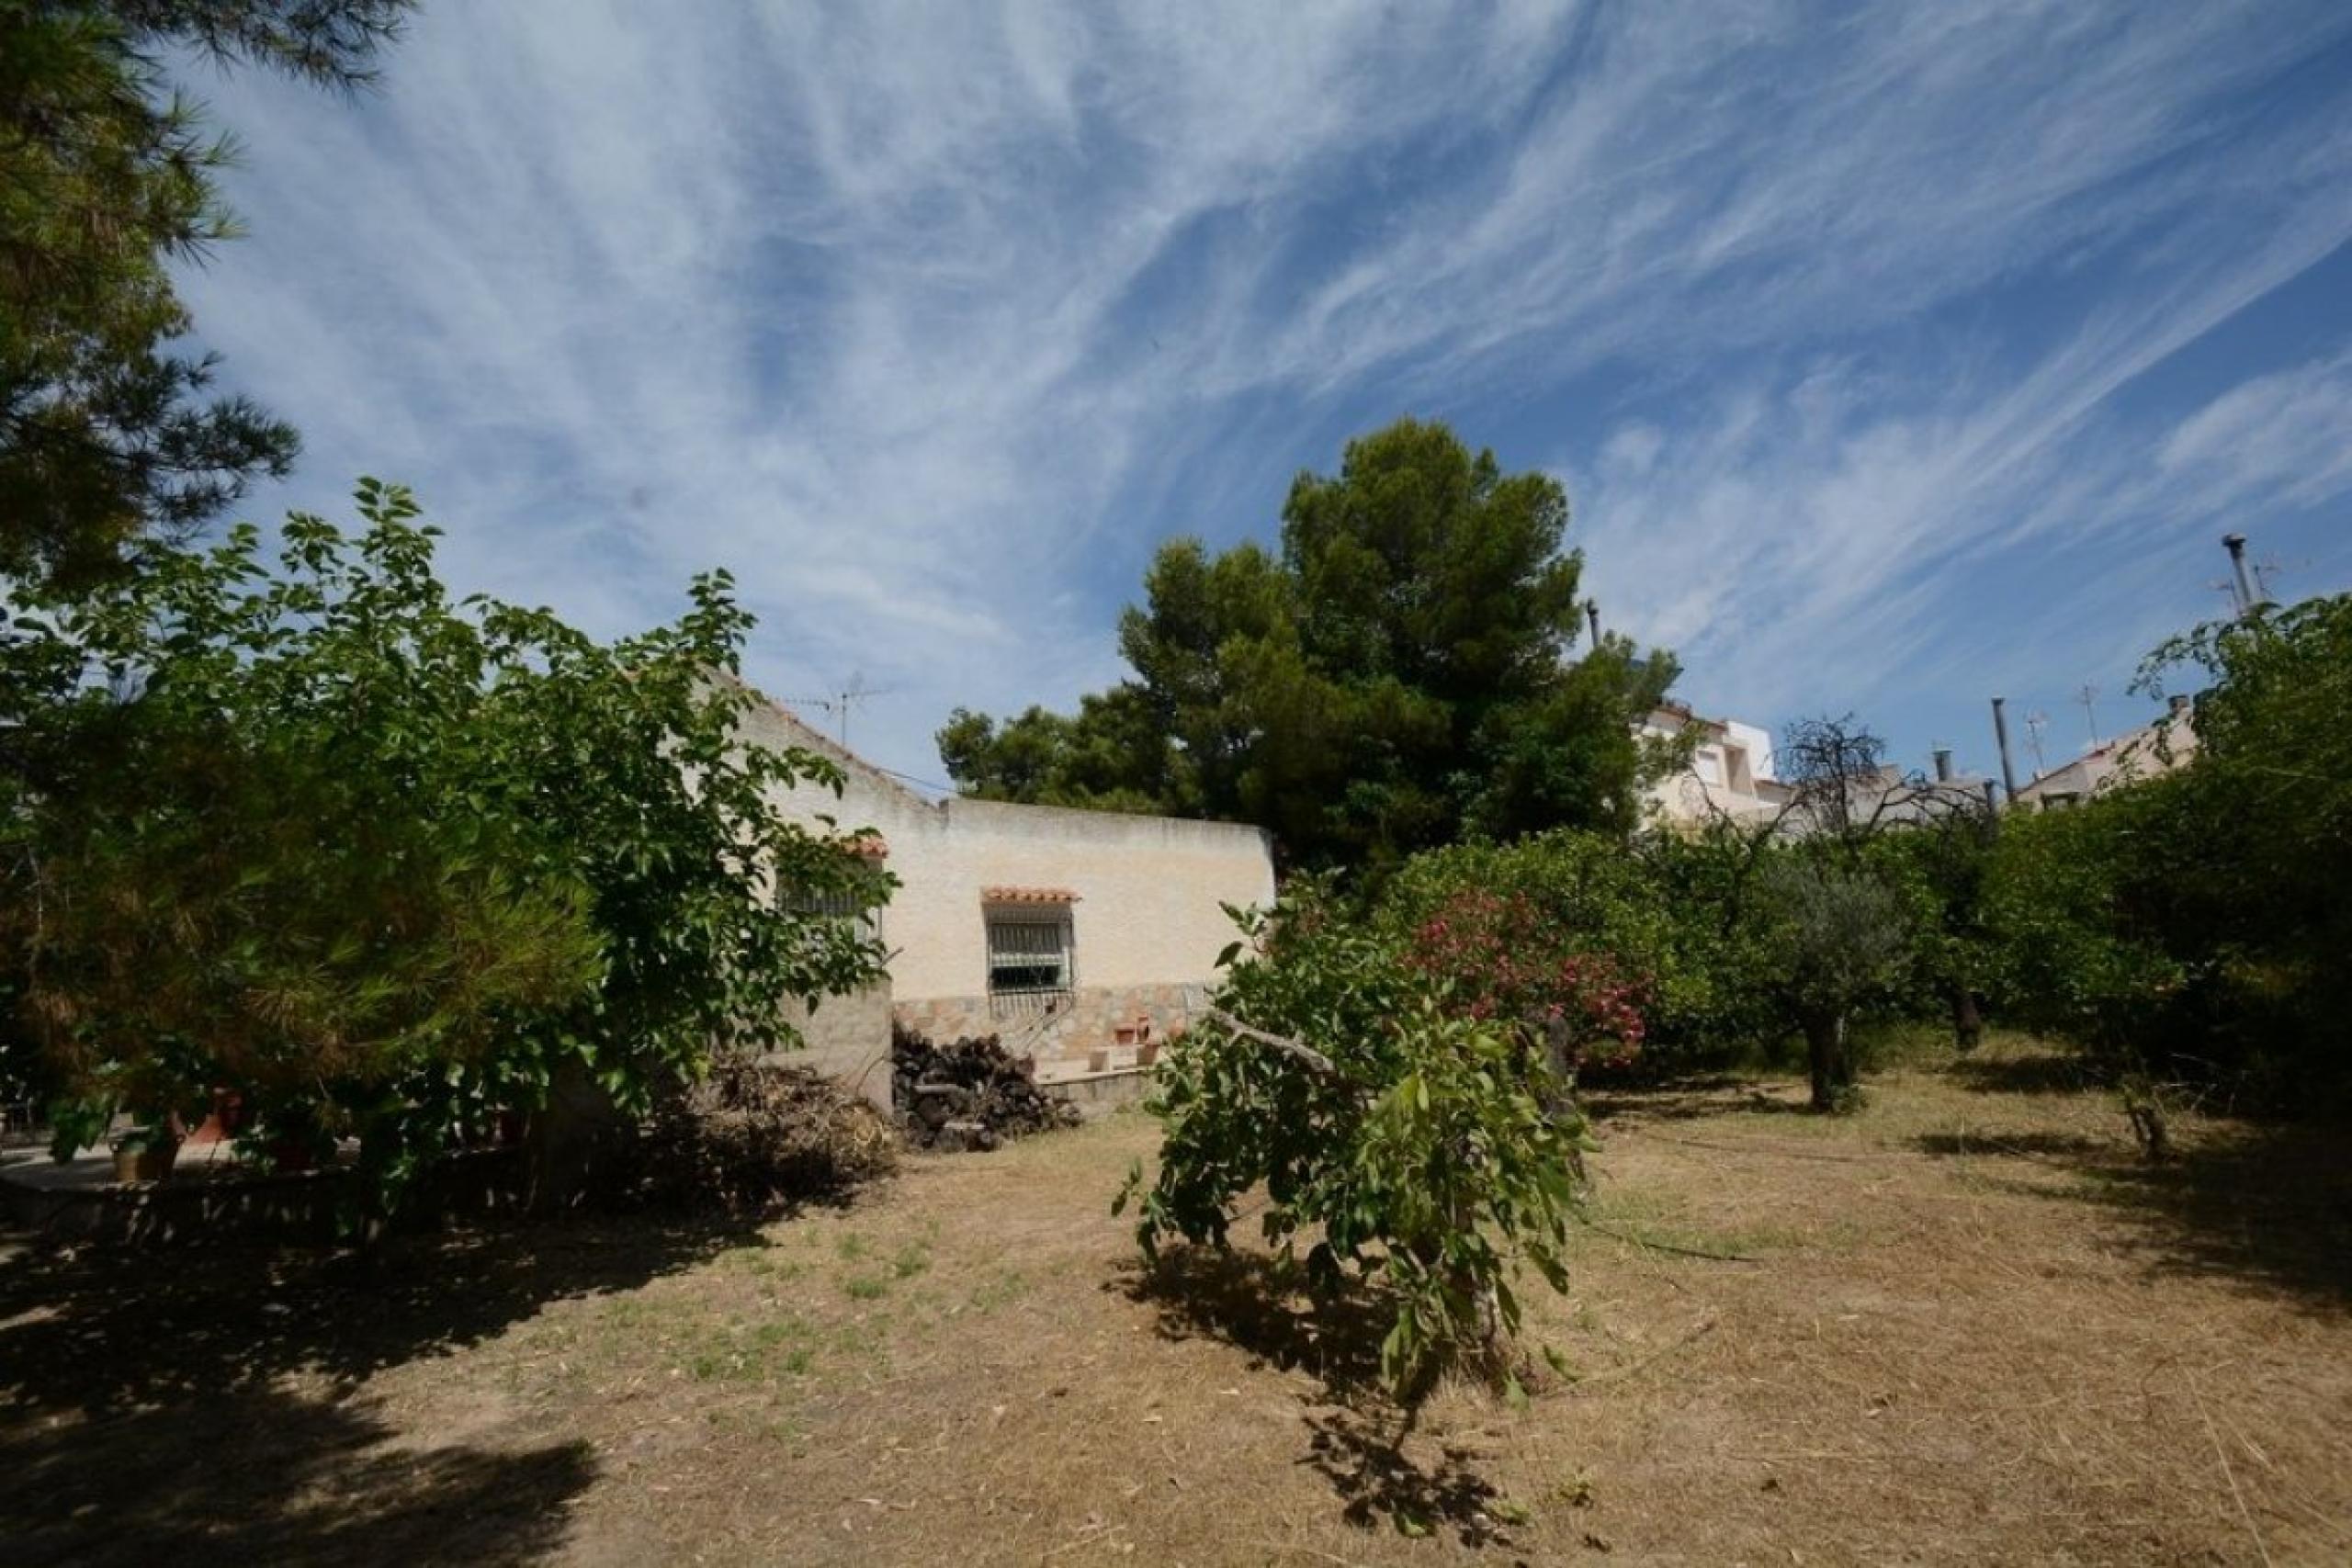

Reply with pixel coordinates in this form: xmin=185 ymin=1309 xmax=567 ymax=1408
xmin=894 ymin=982 xmax=1205 ymax=1070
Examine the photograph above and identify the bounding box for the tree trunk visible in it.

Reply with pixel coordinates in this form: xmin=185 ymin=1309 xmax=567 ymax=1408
xmin=527 ymin=1059 xmax=629 ymax=1214
xmin=1804 ymin=1010 xmax=1852 ymax=1111
xmin=1949 ymin=987 xmax=1983 ymax=1053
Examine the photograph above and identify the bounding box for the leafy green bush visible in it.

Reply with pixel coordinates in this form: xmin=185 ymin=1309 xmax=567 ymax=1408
xmin=1981 ymin=787 xmax=2187 ymax=1063
xmin=1396 ymin=886 xmax=1645 ymax=1067
xmin=0 ymin=480 xmax=890 ymax=1211
xmin=1982 ymin=593 xmax=2352 ymax=1105
xmin=1119 ymin=891 xmax=1581 ymax=1404
xmin=1376 ymin=825 xmax=1775 ymax=1069
xmin=1867 ymin=809 xmax=1997 ymax=1049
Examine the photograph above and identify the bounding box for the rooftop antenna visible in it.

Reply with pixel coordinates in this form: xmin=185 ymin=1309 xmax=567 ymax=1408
xmin=828 ymin=671 xmax=890 ymax=750
xmin=2023 ymin=710 xmax=2050 ymax=775
xmin=2077 ymin=682 xmax=2101 ymax=750
xmin=786 ymin=672 xmax=894 ymax=750
xmin=2251 ymin=549 xmax=2288 ymax=606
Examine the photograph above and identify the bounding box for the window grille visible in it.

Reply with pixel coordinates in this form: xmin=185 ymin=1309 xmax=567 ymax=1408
xmin=788 ymin=887 xmax=868 ymax=921
xmin=781 ymin=884 xmax=879 ymax=940
xmin=986 ymin=913 xmax=1072 ymax=1015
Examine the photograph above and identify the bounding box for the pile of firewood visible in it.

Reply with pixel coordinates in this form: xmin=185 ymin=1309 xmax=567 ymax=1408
xmin=892 ymin=1022 xmax=1081 ymax=1152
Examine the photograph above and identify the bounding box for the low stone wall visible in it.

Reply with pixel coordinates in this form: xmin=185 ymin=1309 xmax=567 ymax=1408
xmin=894 ymin=981 xmax=1205 ymax=1070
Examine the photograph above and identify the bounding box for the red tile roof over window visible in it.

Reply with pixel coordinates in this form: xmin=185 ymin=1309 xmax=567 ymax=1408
xmin=980 ymin=886 xmax=1080 ymax=904
xmin=844 ymin=831 xmax=888 ymax=858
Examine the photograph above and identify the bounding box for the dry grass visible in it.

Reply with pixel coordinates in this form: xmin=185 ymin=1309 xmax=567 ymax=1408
xmin=6 ymin=1035 xmax=2350 ymax=1565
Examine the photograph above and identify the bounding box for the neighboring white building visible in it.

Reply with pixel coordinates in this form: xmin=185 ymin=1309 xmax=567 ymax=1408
xmin=2011 ymin=696 xmax=2199 ymax=812
xmin=1639 ymin=702 xmax=1791 ymax=826
xmin=738 ymin=692 xmax=1277 ymax=1100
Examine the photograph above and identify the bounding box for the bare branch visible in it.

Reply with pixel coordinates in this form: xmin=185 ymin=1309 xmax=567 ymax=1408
xmin=1201 ymin=1004 xmax=1349 ymax=1084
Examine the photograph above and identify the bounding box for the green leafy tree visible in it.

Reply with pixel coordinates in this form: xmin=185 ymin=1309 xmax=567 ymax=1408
xmin=1677 ymin=715 xmax=1989 ymax=1105
xmin=1980 ymin=789 xmax=2184 ymax=1061
xmin=1120 ymin=888 xmax=1584 ymax=1405
xmin=1871 ymin=807 xmax=1998 ymax=1050
xmin=943 ymin=418 xmax=1677 ymax=872
xmin=1754 ymin=852 xmax=1909 ymax=1111
xmin=0 ymin=0 xmax=411 ymax=588
xmin=0 ymin=480 xmax=889 ymax=1209
xmin=1984 ymin=592 xmax=2352 ymax=1105
xmin=935 ymin=685 xmax=1177 ymax=815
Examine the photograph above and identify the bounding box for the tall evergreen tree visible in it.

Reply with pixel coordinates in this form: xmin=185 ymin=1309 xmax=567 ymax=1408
xmin=0 ymin=0 xmax=411 ymax=588
xmin=940 ymin=417 xmax=1678 ymax=871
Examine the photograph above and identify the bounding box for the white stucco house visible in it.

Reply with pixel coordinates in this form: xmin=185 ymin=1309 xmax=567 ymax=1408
xmin=1639 ymin=701 xmax=1791 ymax=826
xmin=2011 ymin=695 xmax=2199 ymax=813
xmin=737 ymin=690 xmax=1277 ymax=1104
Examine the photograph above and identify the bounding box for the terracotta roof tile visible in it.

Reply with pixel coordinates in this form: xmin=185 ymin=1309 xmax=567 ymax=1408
xmin=981 ymin=886 xmax=1080 ymax=904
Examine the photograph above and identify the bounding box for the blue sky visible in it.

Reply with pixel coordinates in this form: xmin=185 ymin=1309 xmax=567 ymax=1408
xmin=175 ymin=1 xmax=2352 ymax=789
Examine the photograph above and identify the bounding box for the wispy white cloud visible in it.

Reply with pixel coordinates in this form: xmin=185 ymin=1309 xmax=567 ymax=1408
xmin=173 ymin=1 xmax=2352 ymax=779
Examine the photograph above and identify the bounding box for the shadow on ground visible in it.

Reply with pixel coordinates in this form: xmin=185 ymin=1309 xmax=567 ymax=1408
xmin=1114 ymin=1247 xmax=1521 ymax=1547
xmin=1911 ymin=1129 xmax=2113 ymax=1161
xmin=1 ymin=1389 xmax=594 ymax=1568
xmin=2070 ymin=1124 xmax=2348 ymax=1309
xmin=1115 ymin=1247 xmax=1387 ymax=1394
xmin=1908 ymin=1107 xmax=2350 ymax=1310
xmin=1944 ymin=1051 xmax=2104 ymax=1097
xmin=0 ymin=1211 xmax=769 ymax=1563
xmin=1583 ymin=1077 xmax=1816 ymax=1125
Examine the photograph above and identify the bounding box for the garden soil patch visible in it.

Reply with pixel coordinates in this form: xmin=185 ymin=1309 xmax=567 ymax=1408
xmin=6 ymin=1037 xmax=2348 ymax=1564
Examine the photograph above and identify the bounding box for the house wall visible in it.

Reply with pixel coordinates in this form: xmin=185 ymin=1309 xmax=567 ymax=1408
xmin=1642 ymin=707 xmax=1784 ymax=826
xmin=737 ymin=693 xmax=1277 ymax=1073
xmin=2012 ymin=706 xmax=2199 ymax=813
xmin=772 ymin=984 xmax=895 ymax=1111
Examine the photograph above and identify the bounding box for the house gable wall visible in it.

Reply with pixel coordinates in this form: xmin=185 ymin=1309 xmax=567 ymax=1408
xmin=735 ymin=694 xmax=1275 ymax=1071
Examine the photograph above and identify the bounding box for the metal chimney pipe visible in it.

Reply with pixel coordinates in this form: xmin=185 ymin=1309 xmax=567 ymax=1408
xmin=1991 ymin=696 xmax=2019 ymax=802
xmin=1586 ymin=601 xmax=1602 ymax=647
xmin=2223 ymin=534 xmax=2263 ymax=617
xmin=1932 ymin=747 xmax=1954 ymax=783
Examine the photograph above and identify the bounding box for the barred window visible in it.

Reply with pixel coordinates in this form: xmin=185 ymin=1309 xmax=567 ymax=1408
xmin=780 ymin=883 xmax=879 ymax=942
xmin=986 ymin=914 xmax=1071 ymax=999
xmin=787 ymin=886 xmax=868 ymax=921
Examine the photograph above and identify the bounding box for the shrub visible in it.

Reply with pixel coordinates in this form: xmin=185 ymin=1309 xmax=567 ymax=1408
xmin=1377 ymin=826 xmax=1775 ymax=1068
xmin=1120 ymin=891 xmax=1582 ymax=1404
xmin=0 ymin=481 xmax=891 ymax=1213
xmin=1398 ymin=886 xmax=1645 ymax=1068
xmin=1752 ymin=853 xmax=1911 ymax=1111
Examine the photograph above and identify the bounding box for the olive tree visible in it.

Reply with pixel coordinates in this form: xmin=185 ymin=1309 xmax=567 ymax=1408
xmin=1754 ymin=853 xmax=1909 ymax=1111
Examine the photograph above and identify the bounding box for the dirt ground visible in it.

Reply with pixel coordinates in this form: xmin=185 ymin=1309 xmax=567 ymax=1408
xmin=6 ymin=1036 xmax=2349 ymax=1566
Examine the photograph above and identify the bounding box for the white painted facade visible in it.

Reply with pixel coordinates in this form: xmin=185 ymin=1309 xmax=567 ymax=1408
xmin=737 ymin=690 xmax=1277 ymax=1079
xmin=1639 ymin=703 xmax=1790 ymax=826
